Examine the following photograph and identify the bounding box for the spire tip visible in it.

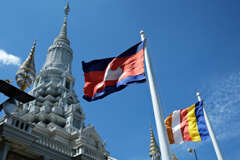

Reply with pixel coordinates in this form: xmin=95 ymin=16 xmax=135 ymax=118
xmin=33 ymin=39 xmax=37 ymax=46
xmin=54 ymin=1 xmax=70 ymax=45
xmin=64 ymin=0 xmax=70 ymax=16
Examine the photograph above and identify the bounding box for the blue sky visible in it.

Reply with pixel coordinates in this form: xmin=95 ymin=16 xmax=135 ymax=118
xmin=0 ymin=0 xmax=240 ymax=159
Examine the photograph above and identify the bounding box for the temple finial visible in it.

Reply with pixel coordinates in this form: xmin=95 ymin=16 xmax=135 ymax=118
xmin=16 ymin=40 xmax=37 ymax=90
xmin=54 ymin=1 xmax=70 ymax=45
xmin=64 ymin=1 xmax=70 ymax=16
xmin=31 ymin=40 xmax=37 ymax=55
xmin=149 ymin=125 xmax=161 ymax=160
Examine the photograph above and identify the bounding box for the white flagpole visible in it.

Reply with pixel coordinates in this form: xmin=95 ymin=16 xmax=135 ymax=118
xmin=140 ymin=30 xmax=172 ymax=160
xmin=196 ymin=92 xmax=224 ymax=160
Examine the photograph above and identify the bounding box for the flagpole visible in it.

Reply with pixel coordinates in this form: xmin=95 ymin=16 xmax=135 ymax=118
xmin=196 ymin=92 xmax=224 ymax=160
xmin=140 ymin=30 xmax=172 ymax=160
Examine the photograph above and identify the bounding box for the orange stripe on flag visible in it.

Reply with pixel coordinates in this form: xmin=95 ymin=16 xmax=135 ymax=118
xmin=164 ymin=113 xmax=175 ymax=144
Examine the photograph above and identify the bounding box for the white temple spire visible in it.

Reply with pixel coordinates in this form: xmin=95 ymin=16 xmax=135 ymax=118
xmin=54 ymin=1 xmax=70 ymax=45
xmin=150 ymin=125 xmax=161 ymax=160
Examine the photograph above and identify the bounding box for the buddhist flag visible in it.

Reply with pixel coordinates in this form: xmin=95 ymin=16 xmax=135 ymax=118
xmin=164 ymin=101 xmax=209 ymax=144
xmin=82 ymin=41 xmax=146 ymax=101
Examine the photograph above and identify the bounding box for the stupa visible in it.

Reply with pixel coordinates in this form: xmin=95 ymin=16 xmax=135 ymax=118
xmin=0 ymin=2 xmax=110 ymax=160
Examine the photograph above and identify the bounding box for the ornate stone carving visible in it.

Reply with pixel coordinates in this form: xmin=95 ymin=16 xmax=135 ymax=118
xmin=0 ymin=2 xmax=111 ymax=160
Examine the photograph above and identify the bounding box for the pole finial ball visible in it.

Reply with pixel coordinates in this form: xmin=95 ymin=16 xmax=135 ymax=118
xmin=140 ymin=30 xmax=146 ymax=41
xmin=196 ymin=92 xmax=202 ymax=102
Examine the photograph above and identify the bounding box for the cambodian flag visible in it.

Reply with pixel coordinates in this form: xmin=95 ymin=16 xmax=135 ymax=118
xmin=82 ymin=41 xmax=146 ymax=101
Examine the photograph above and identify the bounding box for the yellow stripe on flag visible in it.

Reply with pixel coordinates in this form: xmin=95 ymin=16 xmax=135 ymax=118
xmin=186 ymin=104 xmax=201 ymax=141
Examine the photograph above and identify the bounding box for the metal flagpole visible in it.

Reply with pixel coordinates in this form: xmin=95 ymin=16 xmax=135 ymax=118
xmin=140 ymin=30 xmax=172 ymax=160
xmin=196 ymin=92 xmax=224 ymax=160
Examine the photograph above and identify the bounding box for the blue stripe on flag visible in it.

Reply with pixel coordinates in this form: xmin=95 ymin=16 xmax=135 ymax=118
xmin=82 ymin=57 xmax=114 ymax=73
xmin=83 ymin=73 xmax=146 ymax=101
xmin=117 ymin=41 xmax=144 ymax=58
xmin=195 ymin=101 xmax=209 ymax=141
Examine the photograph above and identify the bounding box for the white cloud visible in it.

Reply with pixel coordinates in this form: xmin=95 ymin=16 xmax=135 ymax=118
xmin=171 ymin=73 xmax=240 ymax=159
xmin=203 ymin=72 xmax=240 ymax=140
xmin=0 ymin=49 xmax=21 ymax=66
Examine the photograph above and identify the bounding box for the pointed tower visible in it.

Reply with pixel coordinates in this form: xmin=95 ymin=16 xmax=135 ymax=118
xmin=43 ymin=2 xmax=72 ymax=72
xmin=21 ymin=2 xmax=84 ymax=132
xmin=150 ymin=125 xmax=161 ymax=160
xmin=16 ymin=40 xmax=36 ymax=90
xmin=0 ymin=2 xmax=110 ymax=160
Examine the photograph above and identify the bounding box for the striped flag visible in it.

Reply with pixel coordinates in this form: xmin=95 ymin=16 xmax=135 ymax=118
xmin=164 ymin=101 xmax=209 ymax=144
xmin=82 ymin=41 xmax=146 ymax=101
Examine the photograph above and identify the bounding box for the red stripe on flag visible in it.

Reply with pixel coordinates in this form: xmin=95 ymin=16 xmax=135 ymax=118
xmin=180 ymin=109 xmax=192 ymax=141
xmin=109 ymin=49 xmax=145 ymax=81
xmin=84 ymin=71 xmax=105 ymax=82
xmin=83 ymin=71 xmax=105 ymax=97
